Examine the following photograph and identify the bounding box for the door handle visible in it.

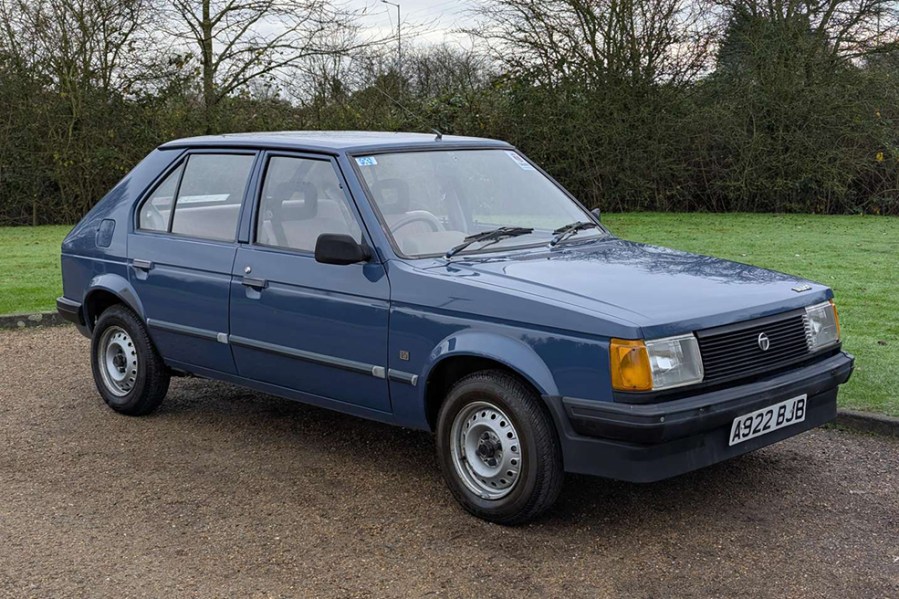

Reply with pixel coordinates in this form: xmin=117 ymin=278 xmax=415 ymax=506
xmin=242 ymin=276 xmax=267 ymax=289
xmin=132 ymin=259 xmax=153 ymax=271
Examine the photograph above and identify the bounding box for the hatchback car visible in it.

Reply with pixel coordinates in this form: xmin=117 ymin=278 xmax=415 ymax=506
xmin=58 ymin=131 xmax=854 ymax=523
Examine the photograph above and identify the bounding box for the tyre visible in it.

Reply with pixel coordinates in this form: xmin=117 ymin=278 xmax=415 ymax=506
xmin=90 ymin=304 xmax=170 ymax=416
xmin=436 ymin=370 xmax=563 ymax=525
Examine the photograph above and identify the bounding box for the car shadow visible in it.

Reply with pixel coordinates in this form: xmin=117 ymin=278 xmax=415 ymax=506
xmin=156 ymin=377 xmax=815 ymax=532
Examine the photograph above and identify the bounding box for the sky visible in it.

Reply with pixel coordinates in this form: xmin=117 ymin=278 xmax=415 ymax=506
xmin=350 ymin=0 xmax=479 ymax=49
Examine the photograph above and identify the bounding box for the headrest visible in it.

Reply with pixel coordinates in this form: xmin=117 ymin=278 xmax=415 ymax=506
xmin=370 ymin=178 xmax=410 ymax=214
xmin=269 ymin=181 xmax=318 ymax=219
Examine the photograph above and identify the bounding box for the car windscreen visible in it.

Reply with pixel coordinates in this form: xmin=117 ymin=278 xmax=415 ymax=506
xmin=355 ymin=149 xmax=604 ymax=258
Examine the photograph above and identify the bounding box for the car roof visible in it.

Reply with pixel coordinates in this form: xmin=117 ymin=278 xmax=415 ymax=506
xmin=158 ymin=131 xmax=513 ymax=154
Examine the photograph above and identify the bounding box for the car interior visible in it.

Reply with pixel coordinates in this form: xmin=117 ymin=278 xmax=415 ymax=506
xmin=138 ymin=153 xmax=492 ymax=256
xmin=368 ymin=178 xmax=465 ymax=256
xmin=257 ymin=181 xmax=361 ymax=252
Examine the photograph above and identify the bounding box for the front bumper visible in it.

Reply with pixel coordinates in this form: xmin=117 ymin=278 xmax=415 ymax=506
xmin=544 ymin=351 xmax=854 ymax=482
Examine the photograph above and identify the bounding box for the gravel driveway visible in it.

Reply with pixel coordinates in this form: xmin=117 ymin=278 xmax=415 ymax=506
xmin=1 ymin=327 xmax=896 ymax=598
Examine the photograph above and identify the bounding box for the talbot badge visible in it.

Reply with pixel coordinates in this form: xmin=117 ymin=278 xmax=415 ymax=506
xmin=758 ymin=333 xmax=771 ymax=352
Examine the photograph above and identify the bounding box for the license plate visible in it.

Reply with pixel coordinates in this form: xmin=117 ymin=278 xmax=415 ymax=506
xmin=729 ymin=395 xmax=807 ymax=446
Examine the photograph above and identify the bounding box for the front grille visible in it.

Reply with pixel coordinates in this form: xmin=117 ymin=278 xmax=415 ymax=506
xmin=697 ymin=310 xmax=812 ymax=384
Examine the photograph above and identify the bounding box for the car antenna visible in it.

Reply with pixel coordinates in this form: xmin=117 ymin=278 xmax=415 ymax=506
xmin=371 ymin=83 xmax=444 ymax=140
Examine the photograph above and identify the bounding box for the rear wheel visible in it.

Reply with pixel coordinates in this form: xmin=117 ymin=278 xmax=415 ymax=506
xmin=436 ymin=370 xmax=563 ymax=525
xmin=90 ymin=304 xmax=169 ymax=416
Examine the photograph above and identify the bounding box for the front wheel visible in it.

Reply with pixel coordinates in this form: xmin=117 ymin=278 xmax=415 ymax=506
xmin=436 ymin=370 xmax=563 ymax=525
xmin=90 ymin=304 xmax=170 ymax=416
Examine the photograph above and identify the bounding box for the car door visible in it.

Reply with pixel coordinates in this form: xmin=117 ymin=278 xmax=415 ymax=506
xmin=228 ymin=152 xmax=392 ymax=413
xmin=129 ymin=150 xmax=257 ymax=374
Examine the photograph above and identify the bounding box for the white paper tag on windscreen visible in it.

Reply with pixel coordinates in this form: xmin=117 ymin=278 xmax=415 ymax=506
xmin=505 ymin=151 xmax=535 ymax=171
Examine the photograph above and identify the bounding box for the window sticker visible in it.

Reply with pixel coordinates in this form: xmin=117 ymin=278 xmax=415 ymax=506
xmin=505 ymin=151 xmax=535 ymax=171
xmin=355 ymin=156 xmax=378 ymax=166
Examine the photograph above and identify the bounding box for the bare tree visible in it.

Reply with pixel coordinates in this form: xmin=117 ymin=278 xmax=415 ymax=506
xmin=0 ymin=0 xmax=154 ymax=221
xmin=715 ymin=0 xmax=899 ymax=62
xmin=405 ymin=44 xmax=493 ymax=97
xmin=469 ymin=0 xmax=718 ymax=87
xmin=0 ymin=0 xmax=150 ymax=93
xmin=159 ymin=0 xmax=366 ymax=131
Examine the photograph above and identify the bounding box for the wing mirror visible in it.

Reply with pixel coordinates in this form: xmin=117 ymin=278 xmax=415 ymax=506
xmin=591 ymin=207 xmax=602 ymax=221
xmin=314 ymin=234 xmax=371 ymax=265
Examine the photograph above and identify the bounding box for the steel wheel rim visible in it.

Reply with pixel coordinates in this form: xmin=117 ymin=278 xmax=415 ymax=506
xmin=97 ymin=326 xmax=138 ymax=397
xmin=450 ymin=401 xmax=522 ymax=500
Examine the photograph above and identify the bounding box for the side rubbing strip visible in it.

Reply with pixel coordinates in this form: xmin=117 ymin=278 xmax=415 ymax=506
xmin=388 ymin=369 xmax=419 ymax=386
xmin=229 ymin=335 xmax=386 ymax=378
xmin=147 ymin=319 xmax=220 ymax=342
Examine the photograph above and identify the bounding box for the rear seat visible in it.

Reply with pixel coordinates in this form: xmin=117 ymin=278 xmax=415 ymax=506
xmin=171 ymin=203 xmax=241 ymax=241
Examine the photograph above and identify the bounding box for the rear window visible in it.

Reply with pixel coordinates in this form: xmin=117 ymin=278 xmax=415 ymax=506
xmin=138 ymin=153 xmax=255 ymax=241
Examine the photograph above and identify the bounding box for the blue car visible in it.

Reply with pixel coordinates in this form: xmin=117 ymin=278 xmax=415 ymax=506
xmin=57 ymin=132 xmax=854 ymax=523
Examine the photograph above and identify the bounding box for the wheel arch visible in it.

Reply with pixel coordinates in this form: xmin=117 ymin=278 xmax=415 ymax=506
xmin=82 ymin=274 xmax=145 ymax=331
xmin=421 ymin=331 xmax=559 ymax=431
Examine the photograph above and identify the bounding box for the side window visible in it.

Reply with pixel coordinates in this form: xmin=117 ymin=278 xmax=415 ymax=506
xmin=170 ymin=154 xmax=255 ymax=241
xmin=256 ymin=156 xmax=362 ymax=252
xmin=138 ymin=164 xmax=183 ymax=232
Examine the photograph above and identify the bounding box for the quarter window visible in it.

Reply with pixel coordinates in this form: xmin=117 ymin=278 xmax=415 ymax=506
xmin=256 ymin=156 xmax=362 ymax=252
xmin=138 ymin=164 xmax=183 ymax=232
xmin=138 ymin=153 xmax=255 ymax=241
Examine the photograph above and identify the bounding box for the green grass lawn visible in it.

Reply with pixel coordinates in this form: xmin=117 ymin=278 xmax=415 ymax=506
xmin=0 ymin=214 xmax=896 ymax=415
xmin=0 ymin=225 xmax=70 ymax=315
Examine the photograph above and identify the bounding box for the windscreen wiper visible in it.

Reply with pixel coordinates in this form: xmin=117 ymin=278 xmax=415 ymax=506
xmin=549 ymin=221 xmax=602 ymax=246
xmin=445 ymin=226 xmax=534 ymax=259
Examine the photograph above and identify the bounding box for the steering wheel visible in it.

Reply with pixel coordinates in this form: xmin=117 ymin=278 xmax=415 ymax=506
xmin=390 ymin=210 xmax=443 ymax=234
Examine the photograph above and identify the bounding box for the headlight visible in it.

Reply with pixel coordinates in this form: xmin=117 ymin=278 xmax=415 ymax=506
xmin=610 ymin=334 xmax=704 ymax=392
xmin=805 ymin=300 xmax=841 ymax=351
